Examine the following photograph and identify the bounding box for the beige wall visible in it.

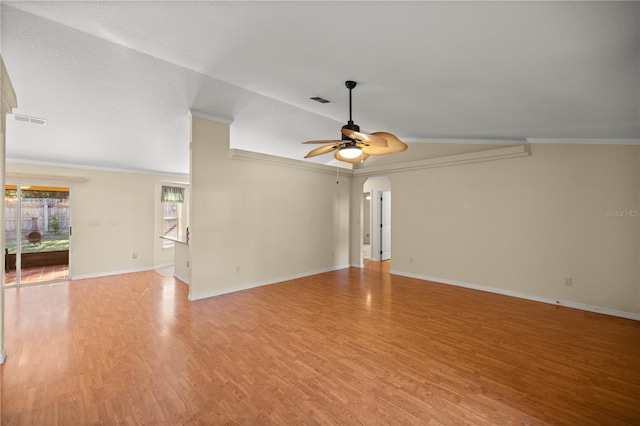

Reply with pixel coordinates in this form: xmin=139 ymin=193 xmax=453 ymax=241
xmin=5 ymin=135 xmax=637 ymax=320
xmin=5 ymin=163 xmax=188 ymax=278
xmin=189 ymin=116 xmax=351 ymax=300
xmin=383 ymin=143 xmax=639 ymax=315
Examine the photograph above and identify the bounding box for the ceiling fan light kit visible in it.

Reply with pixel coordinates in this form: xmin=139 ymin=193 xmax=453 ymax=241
xmin=338 ymin=146 xmax=362 ymax=159
xmin=303 ymin=81 xmax=407 ymax=164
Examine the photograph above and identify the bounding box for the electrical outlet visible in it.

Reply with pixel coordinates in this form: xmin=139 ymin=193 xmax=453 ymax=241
xmin=236 ymin=266 xmax=240 ymax=273
xmin=564 ymin=277 xmax=572 ymax=286
xmin=409 ymin=257 xmax=414 ymax=263
xmin=133 ymin=252 xmax=138 ymax=259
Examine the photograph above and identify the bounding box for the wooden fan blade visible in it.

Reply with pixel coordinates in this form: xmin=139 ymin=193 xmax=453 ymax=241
xmin=341 ymin=129 xmax=387 ymax=147
xmin=303 ymin=139 xmax=343 ymax=144
xmin=334 ymin=150 xmax=369 ymax=164
xmin=371 ymin=132 xmax=408 ymax=154
xmin=304 ymin=144 xmax=339 ymax=158
xmin=360 ymin=144 xmax=389 ymax=155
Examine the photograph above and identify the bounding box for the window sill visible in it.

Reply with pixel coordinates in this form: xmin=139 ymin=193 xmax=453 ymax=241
xmin=159 ymin=236 xmax=188 ymax=246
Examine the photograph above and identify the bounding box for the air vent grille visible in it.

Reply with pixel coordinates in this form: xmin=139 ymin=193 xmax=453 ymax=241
xmin=13 ymin=114 xmax=47 ymax=126
xmin=310 ymin=96 xmax=331 ymax=104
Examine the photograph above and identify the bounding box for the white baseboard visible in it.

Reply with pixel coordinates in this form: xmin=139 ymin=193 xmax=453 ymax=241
xmin=188 ymin=264 xmax=350 ymax=301
xmin=390 ymin=269 xmax=640 ymax=321
xmin=0 ymin=349 xmax=6 ymax=364
xmin=174 ymin=274 xmax=190 ymax=285
xmin=72 ymin=265 xmax=158 ymax=281
xmin=72 ymin=262 xmax=177 ymax=281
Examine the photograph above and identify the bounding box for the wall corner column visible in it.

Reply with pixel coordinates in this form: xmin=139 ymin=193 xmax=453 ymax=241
xmin=1 ymin=56 xmax=19 ymax=364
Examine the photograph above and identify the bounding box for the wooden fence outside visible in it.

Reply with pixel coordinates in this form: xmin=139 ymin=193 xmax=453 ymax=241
xmin=4 ymin=198 xmax=70 ymax=237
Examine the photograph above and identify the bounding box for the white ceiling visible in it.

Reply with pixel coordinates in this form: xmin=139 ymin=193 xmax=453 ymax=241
xmin=1 ymin=1 xmax=638 ymax=175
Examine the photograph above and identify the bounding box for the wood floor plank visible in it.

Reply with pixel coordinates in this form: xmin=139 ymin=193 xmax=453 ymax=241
xmin=1 ymin=263 xmax=639 ymax=424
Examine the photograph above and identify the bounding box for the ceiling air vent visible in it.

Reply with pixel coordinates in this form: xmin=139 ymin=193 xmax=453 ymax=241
xmin=310 ymin=96 xmax=331 ymax=104
xmin=13 ymin=114 xmax=47 ymax=126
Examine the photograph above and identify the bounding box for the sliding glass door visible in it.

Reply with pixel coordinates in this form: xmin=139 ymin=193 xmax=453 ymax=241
xmin=4 ymin=185 xmax=70 ymax=286
xmin=4 ymin=188 xmax=18 ymax=286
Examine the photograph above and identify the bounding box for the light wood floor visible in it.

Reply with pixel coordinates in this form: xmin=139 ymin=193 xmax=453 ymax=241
xmin=2 ymin=262 xmax=639 ymax=425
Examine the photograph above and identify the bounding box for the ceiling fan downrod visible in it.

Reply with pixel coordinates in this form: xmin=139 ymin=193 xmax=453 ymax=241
xmin=301 ymin=79 xmax=407 ymax=163
xmin=342 ymin=80 xmax=359 ymax=139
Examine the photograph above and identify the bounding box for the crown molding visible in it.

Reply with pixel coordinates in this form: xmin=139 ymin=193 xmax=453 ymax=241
xmin=5 ymin=158 xmax=189 ymax=177
xmin=5 ymin=172 xmax=87 ymax=183
xmin=403 ymin=138 xmax=527 ymax=145
xmin=229 ymin=148 xmax=352 ymax=175
xmin=403 ymin=137 xmax=639 ymax=146
xmin=353 ymin=145 xmax=529 ymax=177
xmin=526 ymin=138 xmax=640 ymax=145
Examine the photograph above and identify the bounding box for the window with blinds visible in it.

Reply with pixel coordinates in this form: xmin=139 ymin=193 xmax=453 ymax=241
xmin=161 ymin=186 xmax=185 ymax=248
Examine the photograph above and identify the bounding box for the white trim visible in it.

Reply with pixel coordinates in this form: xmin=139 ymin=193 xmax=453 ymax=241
xmin=526 ymin=138 xmax=640 ymax=146
xmin=403 ymin=138 xmax=527 ymax=145
xmin=73 ymin=264 xmax=185 ymax=282
xmin=390 ymin=270 xmax=640 ymax=322
xmin=154 ymin=262 xmax=174 ymax=270
xmin=353 ymin=145 xmax=529 ymax=177
xmin=0 ymin=349 xmax=6 ymax=364
xmin=174 ymin=274 xmax=190 ymax=285
xmin=188 ymin=264 xmax=350 ymax=301
xmin=5 ymin=159 xmax=189 ymax=177
xmin=5 ymin=172 xmax=87 ymax=183
xmin=229 ymin=148 xmax=352 ymax=175
xmin=157 ymin=180 xmax=189 ymax=187
xmin=189 ymin=109 xmax=233 ymax=125
xmin=402 ymin=138 xmax=640 ymax=146
xmin=73 ymin=262 xmax=177 ymax=280
xmin=72 ymin=266 xmax=159 ymax=281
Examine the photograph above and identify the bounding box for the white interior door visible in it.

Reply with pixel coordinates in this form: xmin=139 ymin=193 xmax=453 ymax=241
xmin=380 ymin=190 xmax=391 ymax=261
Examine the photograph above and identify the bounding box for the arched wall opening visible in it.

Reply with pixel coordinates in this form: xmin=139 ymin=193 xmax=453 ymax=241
xmin=361 ymin=176 xmax=391 ymax=264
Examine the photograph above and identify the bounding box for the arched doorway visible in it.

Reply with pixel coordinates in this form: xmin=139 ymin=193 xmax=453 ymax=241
xmin=362 ymin=176 xmax=391 ymax=264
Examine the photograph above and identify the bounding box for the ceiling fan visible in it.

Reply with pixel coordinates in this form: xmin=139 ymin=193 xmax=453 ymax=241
xmin=303 ymin=81 xmax=408 ymax=164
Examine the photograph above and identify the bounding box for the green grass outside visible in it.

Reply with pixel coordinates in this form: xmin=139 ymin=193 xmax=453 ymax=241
xmin=4 ymin=232 xmax=70 ymax=254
